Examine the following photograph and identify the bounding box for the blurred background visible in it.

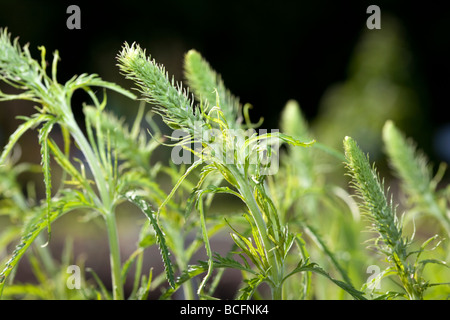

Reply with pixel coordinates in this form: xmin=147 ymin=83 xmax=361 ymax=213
xmin=1 ymin=0 xmax=449 ymax=164
xmin=0 ymin=0 xmax=449 ymax=298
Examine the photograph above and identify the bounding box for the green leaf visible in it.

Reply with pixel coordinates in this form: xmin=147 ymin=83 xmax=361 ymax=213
xmin=47 ymin=139 xmax=97 ymax=202
xmin=126 ymin=194 xmax=175 ymax=289
xmin=186 ymin=181 xmax=243 ymax=219
xmin=283 ymin=259 xmax=367 ymax=300
xmin=121 ymin=248 xmax=143 ymax=285
xmin=64 ymin=73 xmax=136 ymax=100
xmin=38 ymin=117 xmax=57 ymax=245
xmin=195 ymin=196 xmax=213 ymax=297
xmin=86 ymin=267 xmax=112 ymax=300
xmin=136 ymin=268 xmax=153 ymax=300
xmin=0 ymin=194 xmax=90 ymax=297
xmin=0 ymin=114 xmax=51 ymax=165
xmin=160 ymin=159 xmax=203 ymax=215
xmin=210 ymin=253 xmax=256 ymax=274
xmin=303 ymin=223 xmax=355 ymax=289
xmin=237 ymin=275 xmax=266 ymax=300
xmin=227 ymin=220 xmax=269 ymax=274
xmin=159 ymin=264 xmax=207 ymax=300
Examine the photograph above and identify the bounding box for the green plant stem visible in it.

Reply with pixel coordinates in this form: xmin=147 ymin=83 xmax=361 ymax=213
xmin=65 ymin=117 xmax=110 ymax=208
xmin=175 ymin=248 xmax=195 ymax=299
xmin=65 ymin=114 xmax=124 ymax=300
xmin=228 ymin=165 xmax=283 ymax=299
xmin=271 ymin=285 xmax=283 ymax=300
xmin=104 ymin=208 xmax=124 ymax=300
xmin=182 ymin=277 xmax=195 ymax=300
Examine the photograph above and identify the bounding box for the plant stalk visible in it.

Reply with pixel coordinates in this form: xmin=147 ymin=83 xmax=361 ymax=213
xmin=104 ymin=208 xmax=124 ymax=300
xmin=66 ymin=116 xmax=111 ymax=208
xmin=65 ymin=114 xmax=124 ymax=300
xmin=228 ymin=165 xmax=283 ymax=299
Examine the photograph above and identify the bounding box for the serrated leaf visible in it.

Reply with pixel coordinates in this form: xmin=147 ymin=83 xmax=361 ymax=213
xmin=160 ymin=264 xmax=207 ymax=300
xmin=38 ymin=117 xmax=57 ymax=245
xmin=237 ymin=275 xmax=266 ymax=300
xmin=126 ymin=194 xmax=175 ymax=289
xmin=210 ymin=252 xmax=256 ymax=275
xmin=283 ymin=259 xmax=367 ymax=300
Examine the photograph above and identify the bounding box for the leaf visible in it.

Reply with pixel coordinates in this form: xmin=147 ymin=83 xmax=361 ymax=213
xmin=38 ymin=117 xmax=57 ymax=245
xmin=136 ymin=268 xmax=153 ymax=300
xmin=183 ymin=164 xmax=218 ymax=219
xmin=64 ymin=73 xmax=136 ymax=100
xmin=0 ymin=193 xmax=90 ymax=297
xmin=0 ymin=114 xmax=51 ymax=165
xmin=283 ymin=259 xmax=367 ymax=300
xmin=417 ymin=259 xmax=450 ymax=279
xmin=185 ymin=181 xmax=243 ymax=219
xmin=121 ymin=248 xmax=143 ymax=285
xmin=243 ymin=131 xmax=315 ymax=151
xmin=126 ymin=194 xmax=175 ymax=289
xmin=157 ymin=159 xmax=203 ymax=218
xmin=159 ymin=264 xmax=207 ymax=300
xmin=195 ymin=196 xmax=213 ymax=297
xmin=227 ymin=222 xmax=268 ymax=274
xmin=303 ymin=223 xmax=355 ymax=289
xmin=86 ymin=267 xmax=112 ymax=300
xmin=237 ymin=275 xmax=266 ymax=300
xmin=1 ymin=283 xmax=48 ymax=299
xmin=47 ymin=139 xmax=97 ymax=201
xmin=210 ymin=253 xmax=256 ymax=274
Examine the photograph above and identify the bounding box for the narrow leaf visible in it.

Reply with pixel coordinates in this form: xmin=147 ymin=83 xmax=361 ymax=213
xmin=38 ymin=117 xmax=57 ymax=245
xmin=159 ymin=264 xmax=207 ymax=300
xmin=126 ymin=194 xmax=175 ymax=289
xmin=0 ymin=197 xmax=89 ymax=297
xmin=0 ymin=114 xmax=51 ymax=165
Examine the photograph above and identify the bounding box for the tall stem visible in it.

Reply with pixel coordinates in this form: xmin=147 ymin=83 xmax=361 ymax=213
xmin=66 ymin=115 xmax=124 ymax=300
xmin=228 ymin=165 xmax=283 ymax=299
xmin=105 ymin=208 xmax=124 ymax=300
xmin=66 ymin=117 xmax=110 ymax=208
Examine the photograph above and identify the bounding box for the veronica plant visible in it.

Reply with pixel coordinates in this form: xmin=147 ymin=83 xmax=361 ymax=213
xmin=0 ymin=28 xmax=144 ymax=299
xmin=117 ymin=42 xmax=321 ymax=299
xmin=4 ymin=27 xmax=447 ymax=301
xmin=382 ymin=120 xmax=450 ymax=238
xmin=344 ymin=135 xmax=449 ymax=299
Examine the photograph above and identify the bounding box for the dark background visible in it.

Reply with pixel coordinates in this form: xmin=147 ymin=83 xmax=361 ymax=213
xmin=0 ymin=0 xmax=449 ymax=159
